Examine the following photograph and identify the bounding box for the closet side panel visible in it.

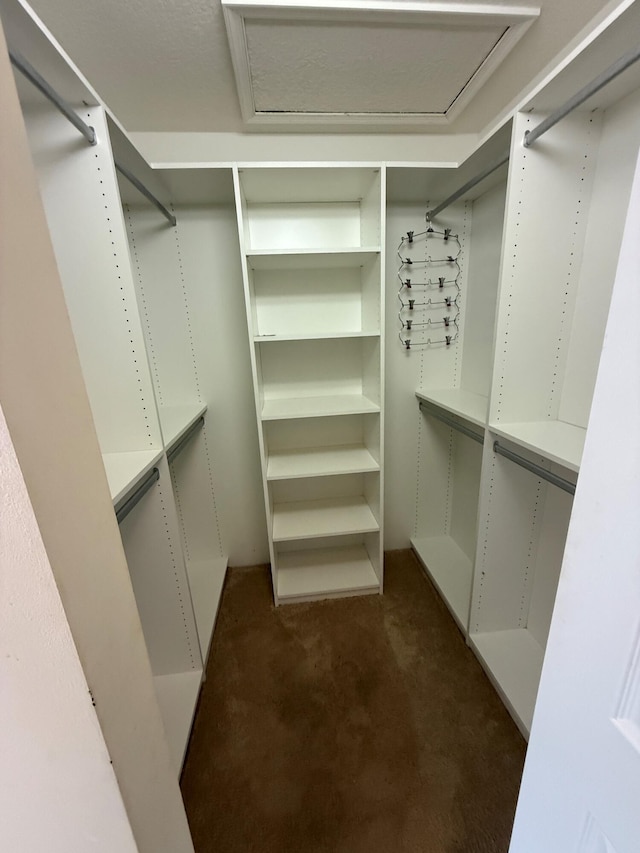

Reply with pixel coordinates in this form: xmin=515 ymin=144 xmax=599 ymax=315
xmin=173 ymin=205 xmax=268 ymax=565
xmin=559 ymin=87 xmax=640 ymax=428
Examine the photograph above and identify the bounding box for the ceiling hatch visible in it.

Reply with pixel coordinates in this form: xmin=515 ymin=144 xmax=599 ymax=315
xmin=222 ymin=1 xmax=540 ymax=127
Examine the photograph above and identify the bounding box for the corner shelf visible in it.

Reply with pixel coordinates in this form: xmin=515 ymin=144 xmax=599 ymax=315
xmin=267 ymin=444 xmax=379 ymax=480
xmin=272 ymin=496 xmax=379 ymax=542
xmin=159 ymin=404 xmax=207 ymax=454
xmin=153 ymin=669 xmax=203 ymax=775
xmin=416 ymin=388 xmax=488 ymax=429
xmin=489 ymin=420 xmax=585 ymax=472
xmin=469 ymin=629 xmax=544 ymax=738
xmin=277 ymin=546 xmax=379 ymax=602
xmin=103 ymin=449 xmax=164 ymax=506
xmin=411 ymin=535 xmax=473 ymax=633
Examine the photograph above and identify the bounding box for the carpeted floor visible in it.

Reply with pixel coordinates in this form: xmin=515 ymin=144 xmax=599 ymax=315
xmin=181 ymin=549 xmax=526 ymax=853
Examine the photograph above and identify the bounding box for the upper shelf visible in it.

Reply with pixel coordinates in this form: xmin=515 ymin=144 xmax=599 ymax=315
xmin=246 ymin=248 xmax=380 ymax=269
xmin=103 ymin=449 xmax=164 ymax=506
xmin=159 ymin=403 xmax=207 ymax=454
xmin=255 ymin=331 xmax=379 ymax=343
xmin=416 ymin=388 xmax=488 ymax=429
xmin=490 ymin=420 xmax=585 ymax=473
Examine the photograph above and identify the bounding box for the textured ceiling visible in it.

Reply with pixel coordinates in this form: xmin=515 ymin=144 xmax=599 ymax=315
xmin=21 ymin=0 xmax=620 ymax=133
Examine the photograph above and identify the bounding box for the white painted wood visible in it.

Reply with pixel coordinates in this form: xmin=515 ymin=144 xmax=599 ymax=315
xmin=277 ymin=545 xmax=380 ymax=602
xmin=103 ymin=448 xmax=164 ymax=504
xmin=490 ymin=420 xmax=585 ymax=473
xmin=470 ymin=629 xmax=543 ymax=738
xmin=509 ymin=139 xmax=640 ymax=853
xmin=412 ymin=535 xmax=472 ymax=633
xmin=272 ymin=496 xmax=379 ymax=541
xmin=248 ymin=248 xmax=380 ymax=268
xmin=415 ymin=388 xmax=487 ymax=428
xmin=261 ymin=392 xmax=380 ymax=420
xmin=186 ymin=557 xmax=228 ymax=663
xmin=256 ymin=331 xmax=380 ymax=342
xmin=119 ymin=456 xmax=202 ymax=677
xmin=154 ymin=670 xmax=203 ymax=776
xmin=159 ymin=403 xmax=207 ymax=453
xmin=267 ymin=444 xmax=379 ymax=480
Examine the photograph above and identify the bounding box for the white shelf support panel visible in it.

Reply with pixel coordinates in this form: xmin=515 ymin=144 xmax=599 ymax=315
xmin=235 ymin=165 xmax=385 ymax=602
xmin=412 ymin=536 xmax=473 ymax=634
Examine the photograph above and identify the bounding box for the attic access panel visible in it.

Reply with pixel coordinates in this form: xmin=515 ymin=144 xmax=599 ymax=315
xmin=222 ymin=0 xmax=539 ymax=127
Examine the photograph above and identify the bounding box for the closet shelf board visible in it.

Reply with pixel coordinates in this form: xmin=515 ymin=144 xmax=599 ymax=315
xmin=261 ymin=393 xmax=380 ymax=421
xmin=103 ymin=449 xmax=164 ymax=506
xmin=272 ymin=496 xmax=379 ymax=541
xmin=267 ymin=445 xmax=380 ymax=480
xmin=411 ymin=536 xmax=472 ymax=633
xmin=160 ymin=403 xmax=207 ymax=454
xmin=255 ymin=331 xmax=380 ymax=342
xmin=277 ymin=546 xmax=379 ymax=603
xmin=416 ymin=388 xmax=488 ymax=429
xmin=490 ymin=420 xmax=585 ymax=473
xmin=246 ymin=248 xmax=380 ymax=269
xmin=153 ymin=669 xmax=203 ymax=776
xmin=187 ymin=557 xmax=227 ymax=662
xmin=470 ymin=629 xmax=544 ymax=738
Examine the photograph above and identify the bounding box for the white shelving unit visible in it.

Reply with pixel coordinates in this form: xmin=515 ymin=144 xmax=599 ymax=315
xmin=468 ymin=66 xmax=640 ymax=737
xmin=235 ymin=166 xmax=385 ymax=603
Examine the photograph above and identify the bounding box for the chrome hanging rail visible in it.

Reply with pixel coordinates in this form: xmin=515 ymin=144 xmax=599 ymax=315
xmin=418 ymin=401 xmax=484 ymax=445
xmin=167 ymin=416 xmax=205 ymax=465
xmin=115 ymin=467 xmax=160 ymax=525
xmin=425 ymin=152 xmax=510 ymax=221
xmin=114 ymin=160 xmax=177 ymax=227
xmin=524 ymin=43 xmax=640 ymax=148
xmin=9 ymin=49 xmax=97 ymax=145
xmin=493 ymin=441 xmax=576 ymax=495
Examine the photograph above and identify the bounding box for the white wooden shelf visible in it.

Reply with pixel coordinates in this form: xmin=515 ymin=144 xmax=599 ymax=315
xmin=261 ymin=393 xmax=380 ymax=421
xmin=416 ymin=388 xmax=488 ymax=429
xmin=246 ymin=248 xmax=380 ymax=269
xmin=267 ymin=445 xmax=379 ymax=480
xmin=186 ymin=557 xmax=227 ymax=662
xmin=277 ymin=546 xmax=380 ymax=602
xmin=490 ymin=420 xmax=585 ymax=473
xmin=470 ymin=629 xmax=544 ymax=738
xmin=411 ymin=535 xmax=473 ymax=633
xmin=272 ymin=496 xmax=379 ymax=542
xmin=255 ymin=331 xmax=379 ymax=342
xmin=160 ymin=403 xmax=207 ymax=454
xmin=103 ymin=449 xmax=164 ymax=506
xmin=153 ymin=669 xmax=203 ymax=775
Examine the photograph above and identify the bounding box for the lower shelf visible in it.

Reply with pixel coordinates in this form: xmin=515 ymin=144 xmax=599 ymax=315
xmin=277 ymin=545 xmax=380 ymax=603
xmin=469 ymin=628 xmax=544 ymax=739
xmin=411 ymin=535 xmax=472 ymax=633
xmin=186 ymin=556 xmax=227 ymax=662
xmin=153 ymin=669 xmax=203 ymax=776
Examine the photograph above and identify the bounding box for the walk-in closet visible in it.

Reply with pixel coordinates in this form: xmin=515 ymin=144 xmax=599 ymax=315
xmin=3 ymin=0 xmax=640 ymax=849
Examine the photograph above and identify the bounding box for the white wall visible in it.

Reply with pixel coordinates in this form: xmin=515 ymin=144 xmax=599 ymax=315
xmin=0 ymin=405 xmax=139 ymax=853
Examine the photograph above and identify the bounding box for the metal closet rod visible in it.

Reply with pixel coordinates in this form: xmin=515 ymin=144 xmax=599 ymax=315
xmin=115 ymin=467 xmax=160 ymax=525
xmin=419 ymin=401 xmax=484 ymax=445
xmin=9 ymin=48 xmax=97 ymax=146
xmin=493 ymin=441 xmax=576 ymax=496
xmin=167 ymin=416 xmax=205 ymax=465
xmin=524 ymin=43 xmax=640 ymax=148
xmin=9 ymin=48 xmax=176 ymax=228
xmin=425 ymin=152 xmax=510 ymax=221
xmin=114 ymin=160 xmax=176 ymax=227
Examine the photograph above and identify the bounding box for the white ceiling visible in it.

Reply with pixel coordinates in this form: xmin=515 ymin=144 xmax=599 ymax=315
xmin=19 ymin=0 xmax=622 ymax=134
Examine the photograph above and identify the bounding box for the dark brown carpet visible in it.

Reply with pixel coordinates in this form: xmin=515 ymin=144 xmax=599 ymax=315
xmin=181 ymin=549 xmax=526 ymax=853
